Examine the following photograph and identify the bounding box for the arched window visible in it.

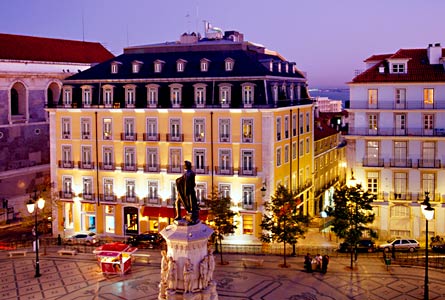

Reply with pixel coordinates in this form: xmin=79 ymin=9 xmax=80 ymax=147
xmin=47 ymin=82 xmax=60 ymax=108
xmin=10 ymin=82 xmax=26 ymax=122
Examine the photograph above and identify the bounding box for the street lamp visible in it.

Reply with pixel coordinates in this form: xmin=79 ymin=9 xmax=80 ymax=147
xmin=26 ymin=191 xmax=45 ymax=278
xmin=421 ymin=192 xmax=434 ymax=300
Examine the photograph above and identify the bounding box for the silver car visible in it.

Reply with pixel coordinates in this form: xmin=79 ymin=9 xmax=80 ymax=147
xmin=379 ymin=238 xmax=420 ymax=252
xmin=64 ymin=232 xmax=99 ymax=245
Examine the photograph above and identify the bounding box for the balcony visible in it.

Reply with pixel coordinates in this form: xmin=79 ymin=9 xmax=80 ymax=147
xmin=166 ymin=134 xmax=184 ymax=142
xmin=241 ymin=202 xmax=257 ymax=211
xmin=99 ymin=162 xmax=115 ymax=171
xmin=121 ymin=163 xmax=138 ymax=172
xmin=348 ymin=100 xmax=445 ymax=110
xmin=362 ymin=157 xmax=384 ymax=167
xmin=389 ymin=192 xmax=412 ymax=201
xmin=215 ymin=166 xmax=234 ymax=175
xmin=100 ymin=194 xmax=117 ymax=202
xmin=143 ymin=133 xmax=160 ymax=141
xmin=389 ymin=159 xmax=412 ymax=168
xmin=59 ymin=191 xmax=73 ymax=199
xmin=81 ymin=132 xmax=91 ymax=139
xmin=121 ymin=133 xmax=137 ymax=141
xmin=58 ymin=160 xmax=74 ymax=169
xmin=143 ymin=197 xmax=161 ymax=205
xmin=78 ymin=161 xmax=95 ymax=169
xmin=194 ymin=166 xmax=209 ymax=175
xmin=144 ymin=164 xmax=160 ymax=173
xmin=167 ymin=165 xmax=183 ymax=174
xmin=121 ymin=196 xmax=139 ymax=203
xmin=80 ymin=193 xmax=95 ymax=201
xmin=418 ymin=159 xmax=441 ymax=168
xmin=238 ymin=167 xmax=258 ymax=176
xmin=417 ymin=192 xmax=441 ymax=202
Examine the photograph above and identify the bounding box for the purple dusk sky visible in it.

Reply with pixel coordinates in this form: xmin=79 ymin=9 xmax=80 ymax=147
xmin=1 ymin=0 xmax=444 ymax=88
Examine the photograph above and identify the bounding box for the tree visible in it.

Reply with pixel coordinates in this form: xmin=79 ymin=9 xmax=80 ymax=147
xmin=327 ymin=184 xmax=376 ymax=269
xmin=260 ymin=185 xmax=310 ymax=268
xmin=204 ymin=189 xmax=237 ymax=265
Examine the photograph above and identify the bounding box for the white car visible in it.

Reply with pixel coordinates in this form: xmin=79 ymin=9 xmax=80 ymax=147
xmin=64 ymin=232 xmax=99 ymax=245
xmin=378 ymin=238 xmax=420 ymax=252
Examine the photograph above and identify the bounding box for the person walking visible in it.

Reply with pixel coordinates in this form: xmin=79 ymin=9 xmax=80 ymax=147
xmin=321 ymin=255 xmax=329 ymax=273
xmin=304 ymin=253 xmax=312 ymax=273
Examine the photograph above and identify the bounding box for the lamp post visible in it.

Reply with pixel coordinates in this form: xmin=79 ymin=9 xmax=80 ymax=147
xmin=421 ymin=192 xmax=434 ymax=300
xmin=27 ymin=191 xmax=45 ymax=278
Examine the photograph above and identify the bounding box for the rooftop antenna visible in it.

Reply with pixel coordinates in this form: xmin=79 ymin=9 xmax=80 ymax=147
xmin=126 ymin=24 xmax=129 ymax=47
xmin=195 ymin=4 xmax=199 ymax=34
xmin=186 ymin=11 xmax=191 ymax=33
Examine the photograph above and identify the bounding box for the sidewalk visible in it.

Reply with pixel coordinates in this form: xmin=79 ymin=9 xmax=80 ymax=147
xmin=1 ymin=245 xmax=445 ymax=300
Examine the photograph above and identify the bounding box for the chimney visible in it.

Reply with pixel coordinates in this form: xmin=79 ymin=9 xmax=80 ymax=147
xmin=427 ymin=43 xmax=442 ymax=64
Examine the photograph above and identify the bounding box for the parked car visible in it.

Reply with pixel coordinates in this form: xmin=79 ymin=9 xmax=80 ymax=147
xmin=378 ymin=238 xmax=420 ymax=252
xmin=64 ymin=232 xmax=99 ymax=245
xmin=127 ymin=231 xmax=164 ymax=249
xmin=338 ymin=239 xmax=376 ymax=253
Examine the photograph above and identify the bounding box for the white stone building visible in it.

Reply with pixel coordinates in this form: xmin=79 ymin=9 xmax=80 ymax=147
xmin=346 ymin=43 xmax=445 ymax=241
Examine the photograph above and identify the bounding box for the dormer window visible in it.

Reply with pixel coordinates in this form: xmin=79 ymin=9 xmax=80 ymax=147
xmin=124 ymin=84 xmax=136 ymax=108
xmin=269 ymin=61 xmax=273 ymax=72
xmin=285 ymin=63 xmax=289 ymax=73
xmin=146 ymin=84 xmax=159 ymax=108
xmin=169 ymin=83 xmax=183 ymax=107
xmin=200 ymin=59 xmax=210 ymax=72
xmin=154 ymin=60 xmax=165 ymax=73
xmin=225 ymin=58 xmax=234 ymax=71
xmin=194 ymin=83 xmax=207 ymax=107
xmin=176 ymin=59 xmax=187 ymax=72
xmin=132 ymin=60 xmax=143 ymax=73
xmin=81 ymin=85 xmax=93 ymax=107
xmin=392 ymin=63 xmax=405 ymax=73
xmin=111 ymin=61 xmax=121 ymax=74
xmin=102 ymin=84 xmax=114 ymax=107
xmin=277 ymin=63 xmax=281 ymax=73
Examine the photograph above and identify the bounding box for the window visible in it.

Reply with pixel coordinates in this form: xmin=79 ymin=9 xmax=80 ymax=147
xmin=276 ymin=147 xmax=282 ymax=166
xmin=299 ymin=140 xmax=304 ymax=157
xmin=368 ymin=89 xmax=378 ymax=107
xmin=391 ymin=63 xmax=405 ymax=73
xmin=242 ymin=214 xmax=253 ymax=235
xmin=194 ymin=149 xmax=206 ymax=172
xmin=292 ymin=114 xmax=297 ymax=136
xmin=290 ymin=84 xmax=294 ymax=100
xmin=368 ymin=114 xmax=378 ymax=131
xmin=219 ymin=119 xmax=230 ymax=142
xmin=219 ymin=184 xmax=231 ymax=199
xmin=176 ymin=59 xmax=186 ymax=72
xmin=394 ymin=172 xmax=407 ymax=199
xmin=111 ymin=62 xmax=120 ymax=74
xmin=170 ymin=84 xmax=182 ymax=106
xmin=241 ymin=150 xmax=254 ymax=174
xmin=196 ymin=183 xmax=207 ymax=205
xmin=62 ymin=176 xmax=72 ymax=195
xmin=124 ymin=147 xmax=136 ymax=171
xmin=422 ymin=141 xmax=436 ymax=167
xmin=103 ymin=118 xmax=112 ymax=140
xmin=124 ymin=85 xmax=136 ymax=107
xmin=146 ymin=148 xmax=158 ymax=171
xmin=272 ymin=84 xmax=278 ymax=102
xmin=147 ymin=181 xmax=158 ymax=201
xmin=82 ymin=86 xmax=92 ymax=107
xmin=306 ymin=138 xmax=310 ymax=154
xmin=80 ymin=118 xmax=91 ymax=140
xmin=242 ymin=119 xmax=253 ymax=143
xmin=194 ymin=84 xmax=206 ymax=106
xmin=124 ymin=118 xmax=136 ymax=140
xmin=169 ymin=118 xmax=181 ymax=141
xmin=225 ymin=58 xmax=234 ymax=71
xmin=367 ymin=172 xmax=379 ymax=193
xmin=102 ymin=146 xmax=114 ymax=169
xmin=63 ymin=87 xmax=72 ymax=106
xmin=219 ymin=84 xmax=231 ymax=106
xmin=395 ymin=113 xmax=406 ymax=135
xmin=194 ymin=118 xmax=205 ymax=142
xmin=103 ymin=178 xmax=114 ymax=197
xmin=422 ymin=173 xmax=435 ymax=197
xmin=154 ymin=60 xmax=164 ymax=73
xmin=276 ymin=117 xmax=281 ymax=141
xmin=219 ymin=149 xmax=232 ymax=173
xmin=146 ymin=118 xmax=158 ymax=141
xmin=126 ymin=179 xmax=136 ymax=198
xmin=242 ymin=185 xmax=254 ymax=206
xmin=306 ymin=112 xmax=310 ymax=132
xmin=200 ymin=59 xmax=209 ymax=72
xmin=146 ymin=84 xmax=159 ymax=107
xmin=82 ymin=177 xmax=93 ymax=199
xmin=299 ymin=113 xmax=303 ymax=134
xmin=62 ymin=118 xmax=71 ymax=139
xmin=395 ymin=88 xmax=406 ymax=107
xmin=132 ymin=61 xmax=142 ymax=73
xmin=169 ymin=148 xmax=182 ymax=172
xmin=367 ymin=141 xmax=380 ymax=165
xmin=394 ymin=141 xmax=407 ymax=166
xmin=292 ymin=142 xmax=297 ymax=160
xmin=284 ymin=145 xmax=289 ymax=163
xmin=284 ymin=116 xmax=289 ymax=139
xmin=242 ymin=84 xmax=254 ymax=105
xmin=62 ymin=145 xmax=72 ymax=166
xmin=81 ymin=146 xmax=92 ymax=168
xmin=104 ymin=205 xmax=115 ymax=233
xmin=103 ymin=85 xmax=114 ymax=107
xmin=424 ymin=88 xmax=434 ymax=105
xmin=390 ymin=205 xmax=410 ymax=217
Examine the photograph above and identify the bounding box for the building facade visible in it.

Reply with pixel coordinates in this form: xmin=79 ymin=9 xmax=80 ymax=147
xmin=48 ymin=29 xmax=314 ymax=243
xmin=346 ymin=43 xmax=445 ymax=241
xmin=0 ymin=33 xmax=113 ymax=224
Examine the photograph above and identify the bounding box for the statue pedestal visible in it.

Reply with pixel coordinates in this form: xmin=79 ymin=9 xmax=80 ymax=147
xmin=158 ymin=222 xmax=218 ymax=300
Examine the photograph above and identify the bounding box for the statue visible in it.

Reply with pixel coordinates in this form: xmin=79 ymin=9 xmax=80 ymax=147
xmin=167 ymin=256 xmax=177 ymax=290
xmin=183 ymin=258 xmax=194 ymax=293
xmin=175 ymin=160 xmax=199 ymax=224
xmin=207 ymin=250 xmax=215 ymax=281
xmin=160 ymin=250 xmax=168 ymax=285
xmin=199 ymin=256 xmax=209 ymax=289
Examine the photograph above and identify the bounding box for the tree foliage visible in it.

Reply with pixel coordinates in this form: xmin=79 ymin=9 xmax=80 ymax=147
xmin=260 ymin=185 xmax=309 ymax=267
xmin=204 ymin=189 xmax=237 ymax=264
xmin=327 ymin=184 xmax=376 ymax=268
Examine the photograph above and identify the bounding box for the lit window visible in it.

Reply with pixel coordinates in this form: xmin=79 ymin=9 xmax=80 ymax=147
xmin=194 ymin=118 xmax=205 ymax=142
xmin=103 ymin=118 xmax=112 ymax=140
xmin=219 ymin=84 xmax=231 ymax=106
xmin=424 ymin=88 xmax=434 ymax=105
xmin=242 ymin=214 xmax=253 ymax=235
xmin=242 ymin=119 xmax=253 ymax=143
xmin=368 ymin=89 xmax=378 ymax=106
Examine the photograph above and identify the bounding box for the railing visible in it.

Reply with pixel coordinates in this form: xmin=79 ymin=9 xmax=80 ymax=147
xmin=120 ymin=133 xmax=137 ymax=141
xmin=167 ymin=165 xmax=183 ymax=174
xmin=347 ymin=127 xmax=445 ymax=137
xmin=144 ymin=164 xmax=160 ymax=172
xmin=121 ymin=163 xmax=138 ymax=172
xmin=348 ymin=100 xmax=445 ymax=110
xmin=389 ymin=159 xmax=412 ymax=168
xmin=238 ymin=167 xmax=258 ymax=176
xmin=143 ymin=197 xmax=161 ymax=205
xmin=166 ymin=134 xmax=184 ymax=142
xmin=389 ymin=192 xmax=412 ymax=201
xmin=100 ymin=194 xmax=117 ymax=202
xmin=59 ymin=191 xmax=73 ymax=199
xmin=80 ymin=193 xmax=95 ymax=201
xmin=143 ymin=133 xmax=160 ymax=141
xmin=418 ymin=159 xmax=441 ymax=168
xmin=215 ymin=166 xmax=234 ymax=175
xmin=362 ymin=158 xmax=384 ymax=167
xmin=78 ymin=161 xmax=95 ymax=169
xmin=58 ymin=160 xmax=74 ymax=168
xmin=194 ymin=166 xmax=210 ymax=174
xmin=241 ymin=202 xmax=258 ymax=210
xmin=121 ymin=196 xmax=139 ymax=203
xmin=99 ymin=162 xmax=115 ymax=171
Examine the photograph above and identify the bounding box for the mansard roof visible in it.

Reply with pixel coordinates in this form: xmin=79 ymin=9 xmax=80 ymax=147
xmin=0 ymin=33 xmax=114 ymax=64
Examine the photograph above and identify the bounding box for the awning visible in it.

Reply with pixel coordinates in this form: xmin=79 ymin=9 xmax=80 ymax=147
xmin=142 ymin=206 xmax=209 ymax=221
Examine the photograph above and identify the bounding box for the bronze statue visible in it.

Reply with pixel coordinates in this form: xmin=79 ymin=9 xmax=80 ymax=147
xmin=175 ymin=160 xmax=199 ymax=224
